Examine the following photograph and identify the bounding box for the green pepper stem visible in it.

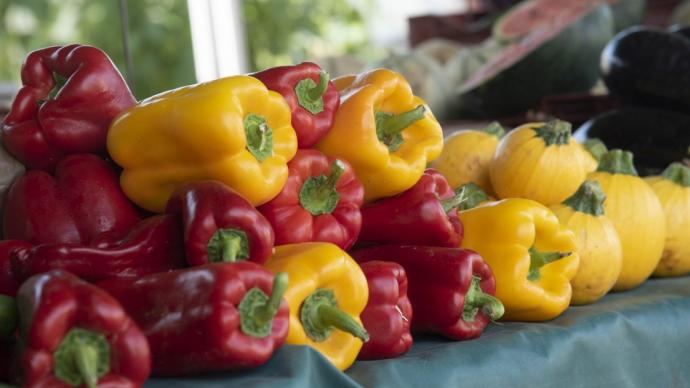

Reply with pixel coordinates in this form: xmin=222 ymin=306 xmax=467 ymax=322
xmin=533 ymin=119 xmax=572 ymax=146
xmin=299 ymin=160 xmax=345 ymax=216
xmin=583 ymin=138 xmax=608 ymax=162
xmin=74 ymin=342 xmax=99 ymax=388
xmin=462 ymin=276 xmax=504 ymax=322
xmin=308 ymin=71 xmax=329 ymax=100
xmin=662 ymin=162 xmax=690 ymax=187
xmin=222 ymin=234 xmax=242 ymax=262
xmin=562 ymin=180 xmax=606 ymax=216
xmin=253 ymin=273 xmax=289 ymax=324
xmin=482 ymin=121 xmax=505 ymax=139
xmin=316 ymin=304 xmax=369 ymax=342
xmin=441 ymin=186 xmax=467 ymax=213
xmin=456 ymin=182 xmax=489 ymax=211
xmin=0 ymin=295 xmax=17 ymax=338
xmin=377 ymin=105 xmax=426 ymax=138
xmin=48 ymin=72 xmax=68 ymax=100
xmin=596 ymin=149 xmax=638 ymax=176
xmin=528 ymin=247 xmax=571 ymax=281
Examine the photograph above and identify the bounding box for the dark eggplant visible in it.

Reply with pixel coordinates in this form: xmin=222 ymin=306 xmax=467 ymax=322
xmin=574 ymin=106 xmax=690 ymax=176
xmin=601 ymin=26 xmax=690 ymax=111
xmin=669 ymin=24 xmax=690 ymax=41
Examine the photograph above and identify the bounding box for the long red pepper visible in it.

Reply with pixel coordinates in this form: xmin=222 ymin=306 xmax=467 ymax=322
xmin=1 ymin=45 xmax=136 ymax=171
xmin=352 ymin=245 xmax=504 ymax=340
xmin=358 ymin=169 xmax=465 ymax=247
xmin=3 ymin=153 xmax=141 ymax=245
xmin=252 ymin=62 xmax=340 ymax=148
xmin=11 ymin=214 xmax=185 ymax=282
xmin=16 ymin=270 xmax=150 ymax=387
xmin=166 ymin=180 xmax=275 ymax=266
xmin=98 ymin=262 xmax=289 ymax=375
xmin=259 ymin=149 xmax=364 ymax=250
xmin=358 ymin=261 xmax=413 ymax=360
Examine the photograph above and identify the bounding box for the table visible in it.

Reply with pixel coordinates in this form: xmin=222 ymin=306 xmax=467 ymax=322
xmin=147 ymin=276 xmax=690 ymax=388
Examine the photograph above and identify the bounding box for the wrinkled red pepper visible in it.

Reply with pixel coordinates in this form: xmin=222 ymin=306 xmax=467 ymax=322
xmin=1 ymin=44 xmax=136 ymax=171
xmin=16 ymin=270 xmax=150 ymax=387
xmin=352 ymin=245 xmax=504 ymax=340
xmin=98 ymin=262 xmax=289 ymax=375
xmin=0 ymin=240 xmax=31 ymax=296
xmin=11 ymin=214 xmax=185 ymax=283
xmin=359 ymin=169 xmax=464 ymax=247
xmin=252 ymin=62 xmax=339 ymax=148
xmin=2 ymin=153 xmax=141 ymax=245
xmin=259 ymin=149 xmax=363 ymax=250
xmin=166 ymin=181 xmax=274 ymax=266
xmin=358 ymin=261 xmax=413 ymax=360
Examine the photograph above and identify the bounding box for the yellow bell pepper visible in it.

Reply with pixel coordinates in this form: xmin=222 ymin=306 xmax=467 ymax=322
xmin=107 ymin=76 xmax=298 ymax=212
xmin=460 ymin=198 xmax=579 ymax=321
xmin=315 ymin=69 xmax=443 ymax=202
xmin=263 ymin=243 xmax=369 ymax=371
xmin=645 ymin=162 xmax=690 ymax=277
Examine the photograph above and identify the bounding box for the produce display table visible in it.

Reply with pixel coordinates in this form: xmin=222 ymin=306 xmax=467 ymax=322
xmin=147 ymin=276 xmax=690 ymax=388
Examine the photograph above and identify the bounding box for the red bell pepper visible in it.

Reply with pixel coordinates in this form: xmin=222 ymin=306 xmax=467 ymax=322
xmin=97 ymin=262 xmax=289 ymax=375
xmin=252 ymin=62 xmax=339 ymax=148
xmin=259 ymin=149 xmax=363 ymax=250
xmin=352 ymin=245 xmax=504 ymax=340
xmin=1 ymin=44 xmax=136 ymax=171
xmin=11 ymin=214 xmax=185 ymax=283
xmin=357 ymin=261 xmax=413 ymax=360
xmin=358 ymin=168 xmax=464 ymax=247
xmin=2 ymin=153 xmax=141 ymax=245
xmin=166 ymin=181 xmax=274 ymax=266
xmin=16 ymin=270 xmax=150 ymax=387
xmin=1 ymin=240 xmax=31 ymax=296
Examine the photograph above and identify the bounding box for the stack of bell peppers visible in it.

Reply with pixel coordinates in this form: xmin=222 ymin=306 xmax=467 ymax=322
xmin=0 ymin=41 xmax=603 ymax=386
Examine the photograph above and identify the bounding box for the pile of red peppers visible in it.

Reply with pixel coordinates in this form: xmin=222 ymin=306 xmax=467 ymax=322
xmin=0 ymin=44 xmax=504 ymax=386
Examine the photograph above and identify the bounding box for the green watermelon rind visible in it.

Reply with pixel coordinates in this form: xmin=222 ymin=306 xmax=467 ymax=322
xmin=452 ymin=3 xmax=614 ymax=118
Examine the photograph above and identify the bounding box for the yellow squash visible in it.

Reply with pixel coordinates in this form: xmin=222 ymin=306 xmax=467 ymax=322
xmin=490 ymin=119 xmax=595 ymax=205
xmin=550 ymin=180 xmax=622 ymax=305
xmin=580 ymin=138 xmax=607 ymax=172
xmin=645 ymin=163 xmax=690 ymax=277
xmin=431 ymin=122 xmax=504 ymax=194
xmin=587 ymin=150 xmax=666 ymax=291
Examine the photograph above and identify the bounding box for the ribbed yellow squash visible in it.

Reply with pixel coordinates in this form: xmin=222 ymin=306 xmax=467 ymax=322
xmin=490 ymin=119 xmax=595 ymax=205
xmin=550 ymin=180 xmax=622 ymax=304
xmin=587 ymin=150 xmax=666 ymax=291
xmin=431 ymin=122 xmax=503 ymax=194
xmin=645 ymin=163 xmax=690 ymax=277
xmin=580 ymin=138 xmax=607 ymax=173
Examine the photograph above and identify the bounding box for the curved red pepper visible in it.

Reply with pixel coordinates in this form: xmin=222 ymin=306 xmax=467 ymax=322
xmin=1 ymin=45 xmax=136 ymax=171
xmin=166 ymin=181 xmax=274 ymax=266
xmin=17 ymin=270 xmax=150 ymax=387
xmin=11 ymin=214 xmax=185 ymax=283
xmin=252 ymin=62 xmax=339 ymax=148
xmin=2 ymin=153 xmax=141 ymax=245
xmin=0 ymin=240 xmax=31 ymax=297
xmin=97 ymin=262 xmax=289 ymax=376
xmin=258 ymin=149 xmax=363 ymax=250
xmin=359 ymin=168 xmax=464 ymax=247
xmin=358 ymin=261 xmax=413 ymax=360
xmin=352 ymin=246 xmax=504 ymax=340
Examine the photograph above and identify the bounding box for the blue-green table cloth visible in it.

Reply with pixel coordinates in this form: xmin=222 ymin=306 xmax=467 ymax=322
xmin=147 ymin=276 xmax=690 ymax=388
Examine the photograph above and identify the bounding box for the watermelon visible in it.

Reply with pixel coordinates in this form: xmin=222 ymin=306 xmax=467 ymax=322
xmin=451 ymin=0 xmax=614 ymax=118
xmin=367 ymin=51 xmax=452 ymax=120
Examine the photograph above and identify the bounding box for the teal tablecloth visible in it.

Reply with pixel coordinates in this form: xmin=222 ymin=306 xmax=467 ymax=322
xmin=146 ymin=276 xmax=690 ymax=388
